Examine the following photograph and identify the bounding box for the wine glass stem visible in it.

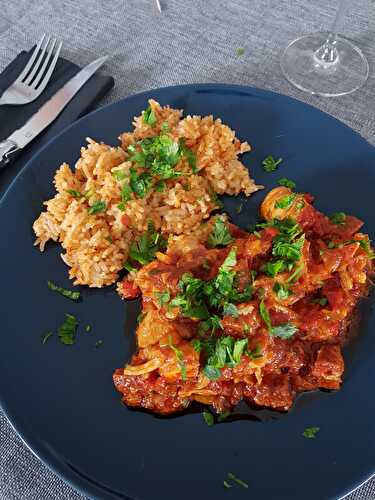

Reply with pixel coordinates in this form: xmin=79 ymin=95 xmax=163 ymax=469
xmin=315 ymin=0 xmax=351 ymax=64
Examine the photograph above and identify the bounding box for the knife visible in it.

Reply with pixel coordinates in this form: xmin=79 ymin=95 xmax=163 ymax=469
xmin=0 ymin=55 xmax=108 ymax=169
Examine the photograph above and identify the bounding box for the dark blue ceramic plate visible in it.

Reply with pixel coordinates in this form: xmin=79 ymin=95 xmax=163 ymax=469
xmin=0 ymin=84 xmax=374 ymax=500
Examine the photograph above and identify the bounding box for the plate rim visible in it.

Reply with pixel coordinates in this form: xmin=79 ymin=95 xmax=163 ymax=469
xmin=1 ymin=82 xmax=375 ymax=500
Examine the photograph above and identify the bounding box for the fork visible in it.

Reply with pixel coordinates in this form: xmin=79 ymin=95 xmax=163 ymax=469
xmin=0 ymin=34 xmax=62 ymax=106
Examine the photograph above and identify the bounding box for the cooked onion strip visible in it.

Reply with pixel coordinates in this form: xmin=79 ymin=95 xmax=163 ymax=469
xmin=123 ymin=359 xmax=161 ymax=376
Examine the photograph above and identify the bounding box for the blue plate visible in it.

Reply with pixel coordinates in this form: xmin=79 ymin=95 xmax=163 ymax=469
xmin=0 ymin=84 xmax=374 ymax=500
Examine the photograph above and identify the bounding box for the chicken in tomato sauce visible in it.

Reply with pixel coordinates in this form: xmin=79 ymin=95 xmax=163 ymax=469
xmin=113 ymin=187 xmax=374 ymax=415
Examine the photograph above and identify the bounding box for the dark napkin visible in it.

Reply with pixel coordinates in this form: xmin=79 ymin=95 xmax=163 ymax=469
xmin=0 ymin=49 xmax=114 ymax=198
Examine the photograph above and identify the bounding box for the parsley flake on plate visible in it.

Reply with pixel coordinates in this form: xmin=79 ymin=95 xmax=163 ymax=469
xmin=273 ymin=282 xmax=293 ymax=300
xmin=47 ymin=280 xmax=80 ymax=301
xmin=259 ymin=300 xmax=272 ymax=330
xmin=143 ymin=105 xmax=157 ymax=126
xmin=88 ymin=200 xmax=106 ymax=215
xmin=278 ymin=177 xmax=296 ymax=189
xmin=154 ymin=290 xmax=170 ymax=306
xmin=236 ymin=47 xmax=245 ymax=56
xmin=58 ymin=313 xmax=78 ymax=345
xmin=95 ymin=340 xmax=103 ymax=349
xmin=168 ymin=335 xmax=187 ymax=381
xmin=303 ymin=426 xmax=320 ymax=439
xmin=262 ymin=155 xmax=283 ymax=172
xmin=270 ymin=322 xmax=298 ymax=339
xmin=66 ymin=189 xmax=83 ymax=198
xmin=275 ymin=193 xmax=296 ymax=209
xmin=329 ymin=212 xmax=346 ymax=225
xmin=41 ymin=332 xmax=53 ymax=345
xmin=207 ymin=217 xmax=233 ymax=248
xmin=203 ymin=409 xmax=214 ymax=426
xmin=225 ymin=472 xmax=249 ymax=489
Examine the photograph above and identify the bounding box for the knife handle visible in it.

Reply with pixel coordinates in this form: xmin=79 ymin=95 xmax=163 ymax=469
xmin=0 ymin=140 xmax=20 ymax=169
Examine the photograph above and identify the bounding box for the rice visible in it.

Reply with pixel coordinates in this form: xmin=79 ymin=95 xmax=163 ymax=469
xmin=33 ymin=100 xmax=263 ymax=288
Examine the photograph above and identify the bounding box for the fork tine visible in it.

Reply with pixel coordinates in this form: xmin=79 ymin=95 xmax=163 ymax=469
xmin=31 ymin=37 xmax=57 ymax=89
xmin=16 ymin=34 xmax=46 ymax=82
xmin=23 ymin=35 xmax=51 ymax=85
xmin=32 ymin=41 xmax=62 ymax=96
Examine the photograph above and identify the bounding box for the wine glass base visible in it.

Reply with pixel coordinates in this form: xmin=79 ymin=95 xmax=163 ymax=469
xmin=281 ymin=32 xmax=369 ymax=97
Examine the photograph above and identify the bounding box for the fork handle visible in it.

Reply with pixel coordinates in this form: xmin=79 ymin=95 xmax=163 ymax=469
xmin=0 ymin=140 xmax=20 ymax=169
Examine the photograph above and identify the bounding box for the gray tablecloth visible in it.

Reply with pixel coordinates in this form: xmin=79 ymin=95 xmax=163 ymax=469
xmin=0 ymin=1 xmax=374 ymax=499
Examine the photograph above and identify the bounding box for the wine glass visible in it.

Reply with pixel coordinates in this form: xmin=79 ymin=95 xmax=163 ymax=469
xmin=280 ymin=0 xmax=369 ymax=97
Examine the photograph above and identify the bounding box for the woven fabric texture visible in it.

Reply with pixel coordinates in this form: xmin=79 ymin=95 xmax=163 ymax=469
xmin=0 ymin=0 xmax=374 ymax=498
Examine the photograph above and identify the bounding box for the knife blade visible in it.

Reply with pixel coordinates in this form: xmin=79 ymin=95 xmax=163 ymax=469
xmin=0 ymin=55 xmax=108 ymax=168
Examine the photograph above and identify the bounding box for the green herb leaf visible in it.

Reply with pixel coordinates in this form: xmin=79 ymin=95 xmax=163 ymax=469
xmin=168 ymin=336 xmax=187 ymax=381
xmin=227 ymin=472 xmax=249 ymax=489
xmin=88 ymin=200 xmax=106 ymax=215
xmin=275 ymin=193 xmax=296 ymax=209
xmin=261 ymin=259 xmax=286 ymax=277
xmin=303 ymin=426 xmax=320 ymax=439
xmin=218 ymin=411 xmax=231 ymax=422
xmin=204 ymin=365 xmax=222 ymax=380
xmin=47 ymin=281 xmax=80 ymax=301
xmin=273 ymin=282 xmax=293 ymax=300
xmin=259 ymin=300 xmax=272 ymax=330
xmin=278 ymin=178 xmax=296 ymax=189
xmin=223 ymin=302 xmax=239 ymax=317
xmin=235 ymin=203 xmax=243 ymax=214
xmin=41 ymin=332 xmax=53 ymax=344
xmin=58 ymin=313 xmax=78 ymax=345
xmin=66 ymin=189 xmax=83 ymax=198
xmin=126 ymin=225 xmax=166 ymax=266
xmin=85 ymin=324 xmax=91 ymax=332
xmin=262 ymin=155 xmax=283 ymax=172
xmin=236 ymin=47 xmax=245 ymax=56
xmin=329 ymin=212 xmax=346 ymax=225
xmin=203 ymin=410 xmax=214 ymax=426
xmin=286 ymin=264 xmax=304 ymax=283
xmin=154 ymin=290 xmax=170 ymax=306
xmin=207 ymin=217 xmax=233 ymax=248
xmin=112 ymin=169 xmax=127 ymax=181
xmin=95 ymin=340 xmax=103 ymax=349
xmin=223 ymin=480 xmax=232 ymax=489
xmin=311 ymin=297 xmax=328 ymax=306
xmin=143 ymin=105 xmax=157 ymax=126
xmin=232 ymin=338 xmax=248 ymax=363
xmin=270 ymin=322 xmax=297 ymax=339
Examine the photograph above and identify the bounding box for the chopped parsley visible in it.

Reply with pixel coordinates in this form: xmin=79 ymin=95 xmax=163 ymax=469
xmin=124 ymin=223 xmax=166 ymax=268
xmin=262 ymin=155 xmax=283 ymax=172
xmin=218 ymin=411 xmax=231 ymax=422
xmin=207 ymin=217 xmax=233 ymax=248
xmin=66 ymin=189 xmax=83 ymax=198
xmin=41 ymin=332 xmax=53 ymax=344
xmin=85 ymin=324 xmax=91 ymax=332
xmin=143 ymin=105 xmax=157 ymax=126
xmin=203 ymin=409 xmax=214 ymax=426
xmin=259 ymin=300 xmax=272 ymax=330
xmin=311 ymin=297 xmax=328 ymax=306
xmin=278 ymin=178 xmax=296 ymax=189
xmin=235 ymin=203 xmax=243 ymax=214
xmin=88 ymin=200 xmax=106 ymax=215
xmin=47 ymin=281 xmax=80 ymax=301
xmin=236 ymin=47 xmax=245 ymax=56
xmin=222 ymin=302 xmax=239 ymax=318
xmin=329 ymin=212 xmax=346 ymax=225
xmin=303 ymin=426 xmax=320 ymax=439
xmin=270 ymin=322 xmax=298 ymax=339
xmin=58 ymin=313 xmax=78 ymax=345
xmin=201 ymin=335 xmax=251 ymax=380
xmin=286 ymin=264 xmax=304 ymax=283
xmin=275 ymin=193 xmax=296 ymax=209
xmin=261 ymin=259 xmax=286 ymax=277
xmin=273 ymin=282 xmax=293 ymax=300
xmin=154 ymin=290 xmax=170 ymax=306
xmin=168 ymin=336 xmax=187 ymax=381
xmin=95 ymin=340 xmax=103 ymax=349
xmin=112 ymin=169 xmax=127 ymax=181
xmin=225 ymin=472 xmax=248 ymax=489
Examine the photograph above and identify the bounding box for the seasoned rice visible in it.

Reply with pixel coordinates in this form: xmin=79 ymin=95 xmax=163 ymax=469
xmin=33 ymin=100 xmax=262 ymax=288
